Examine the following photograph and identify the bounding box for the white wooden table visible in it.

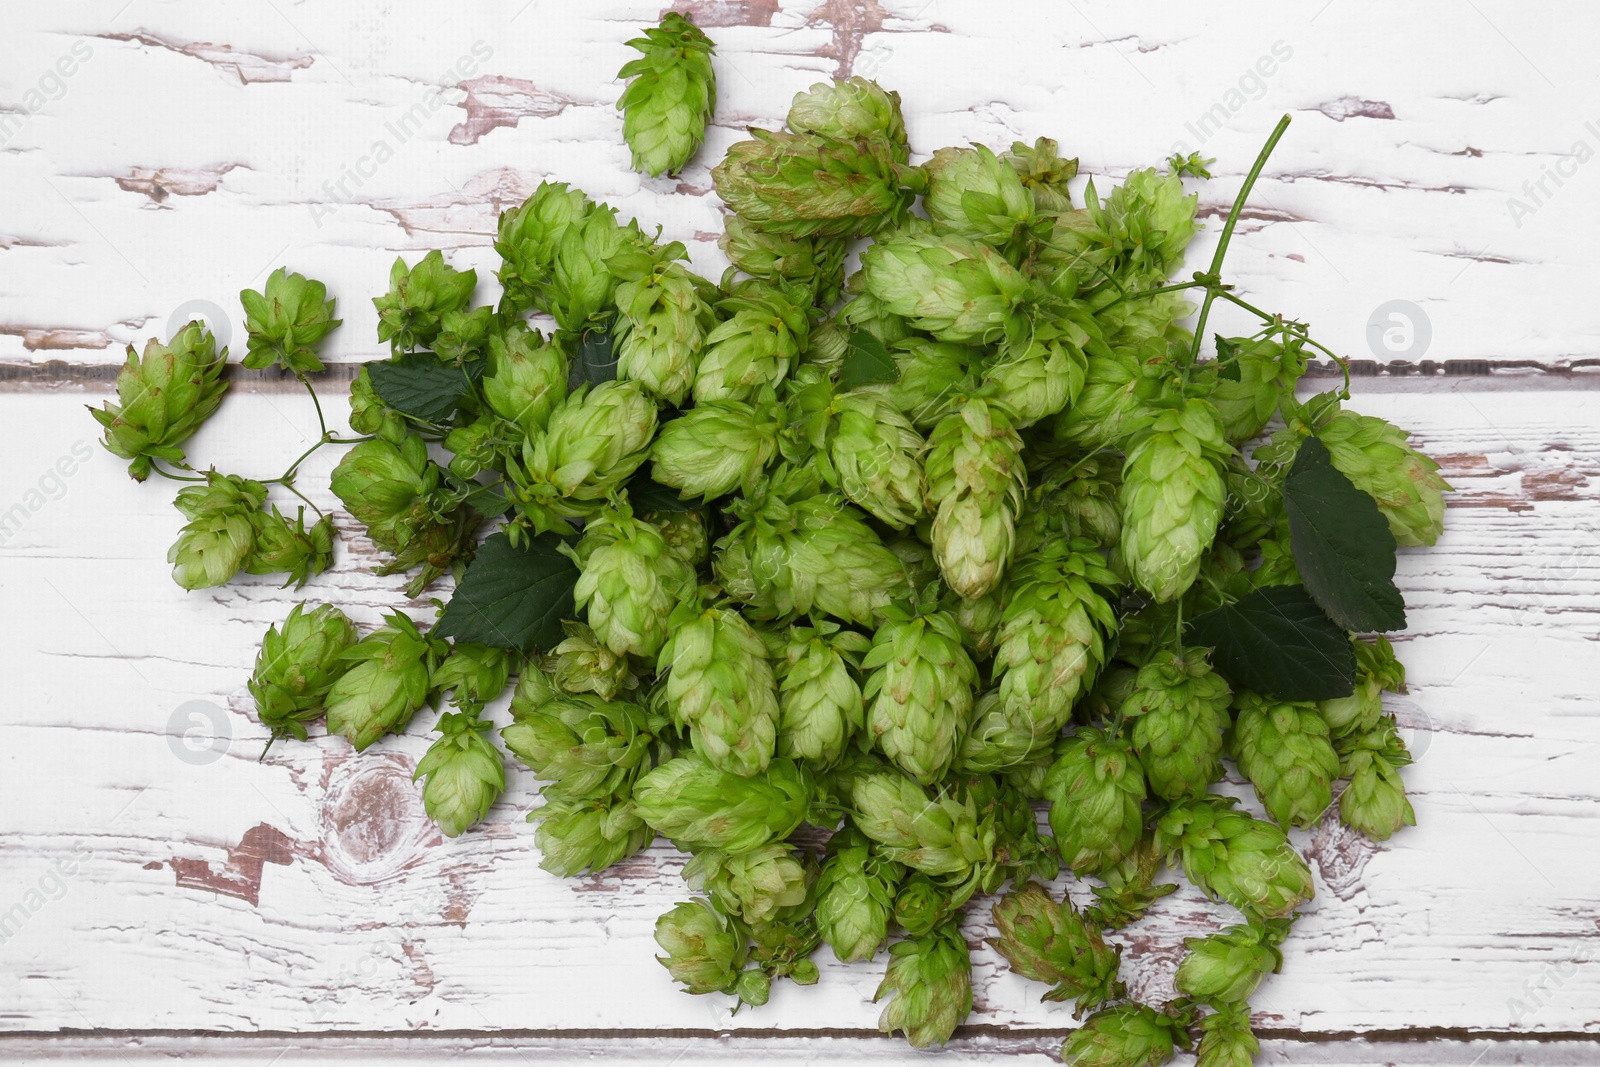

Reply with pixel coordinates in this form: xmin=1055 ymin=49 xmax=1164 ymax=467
xmin=3 ymin=2 xmax=1597 ymax=1063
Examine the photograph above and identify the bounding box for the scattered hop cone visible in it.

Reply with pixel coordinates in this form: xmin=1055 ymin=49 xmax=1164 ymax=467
xmin=713 ymin=126 xmax=912 ymax=239
xmin=347 ymin=365 xmax=405 ymax=443
xmin=684 ymin=843 xmax=810 ymax=924
xmin=239 ymin=267 xmax=340 ymax=374
xmin=632 ymin=753 xmax=811 ymax=853
xmin=614 ymin=258 xmax=712 ymax=405
xmin=1084 ymin=835 xmax=1179 ymax=930
xmin=482 ymin=323 xmax=567 ymax=436
xmin=651 ymin=397 xmax=782 ymax=500
xmin=692 ymin=279 xmax=810 ymax=403
xmin=1048 ymin=340 xmax=1178 ymax=453
xmin=720 ymin=216 xmax=848 ymax=306
xmin=1196 ymin=1003 xmax=1259 ymax=1067
xmin=894 ymin=873 xmax=957 ymax=937
xmin=1230 ymin=692 xmax=1340 ymax=829
xmin=1174 ymin=918 xmax=1289 ymax=1005
xmin=988 ymin=881 xmax=1124 ymax=1014
xmin=1319 ymin=635 xmax=1405 ymax=738
xmin=1061 ymin=1001 xmax=1192 ymax=1067
xmin=1153 ymin=796 xmax=1315 ymax=919
xmin=168 ymin=472 xmax=267 ymax=590
xmin=616 ymin=12 xmax=716 ymax=178
xmin=372 ymin=250 xmax=476 ymax=354
xmin=1003 ymin=136 xmax=1078 ymax=213
xmin=858 ymin=229 xmax=1030 ymax=344
xmin=846 ymin=766 xmax=993 ymax=878
xmin=1314 ymin=406 xmax=1451 ymax=547
xmin=90 ymin=321 xmax=228 ymax=481
xmin=786 ymin=76 xmax=909 ymax=162
xmin=325 ymin=612 xmax=447 ymax=751
xmin=874 ymin=919 xmax=973 ymax=1050
xmin=539 ymin=621 xmax=640 ymax=701
xmin=544 ymin=204 xmax=653 ymax=332
xmin=641 ymin=508 xmax=710 ymax=567
xmin=535 ymin=795 xmax=653 ymax=876
xmin=245 ymin=507 xmax=334 ymax=590
xmin=1125 ymin=648 xmax=1232 ymax=801
xmin=658 ymin=601 xmax=780 ymax=777
xmin=495 ymin=181 xmax=592 ymax=316
xmin=571 ymin=504 xmax=697 ymax=660
xmin=510 ymin=380 xmax=658 ymax=533
xmin=1048 ymin=167 xmax=1199 ymax=291
xmin=430 ymin=642 xmax=513 ymax=708
xmin=432 ymin=305 xmax=497 ymax=365
xmin=862 ymin=611 xmax=978 ymax=785
xmin=924 ymin=398 xmax=1027 ymax=599
xmin=330 ymin=435 xmax=440 ymax=554
xmin=923 ymin=143 xmax=1035 ymax=246
xmin=1335 ymin=717 xmax=1416 ymax=840
xmin=249 ymin=603 xmax=359 ymax=742
xmin=502 ymin=692 xmax=654 ymax=801
xmin=415 ymin=710 xmax=506 ymax=837
xmin=654 ymin=899 xmax=747 ymax=995
xmin=1119 ymin=399 xmax=1231 ymax=603
xmin=772 ymin=621 xmax=871 ymax=767
xmin=816 ymin=824 xmax=903 ymax=963
xmin=825 ymin=390 xmax=928 ymax=529
xmin=1044 ymin=727 xmax=1147 ymax=875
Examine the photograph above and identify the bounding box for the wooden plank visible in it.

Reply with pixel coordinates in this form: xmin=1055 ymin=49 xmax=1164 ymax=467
xmin=2 ymin=386 xmax=1596 ymax=1037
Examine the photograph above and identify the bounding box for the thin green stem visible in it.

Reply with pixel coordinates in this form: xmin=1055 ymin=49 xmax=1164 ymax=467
xmin=279 ymin=480 xmax=325 ymax=520
xmin=1218 ymin=290 xmax=1280 ymax=325
xmin=325 ymin=435 xmax=375 ymax=445
xmin=148 ymin=463 xmax=208 ymax=483
xmin=301 ymin=374 xmax=328 ymax=439
xmin=277 ymin=437 xmax=330 ymax=484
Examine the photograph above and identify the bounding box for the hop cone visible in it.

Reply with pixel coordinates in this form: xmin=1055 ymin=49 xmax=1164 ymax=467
xmin=692 ymin=279 xmax=810 ymax=403
xmin=511 ymin=380 xmax=658 ymax=532
xmin=1196 ymin=1003 xmax=1259 ymax=1067
xmin=989 ymin=882 xmax=1124 ymax=1014
xmin=1016 ymin=456 xmax=1122 ymax=556
xmin=325 ymin=612 xmax=446 ymax=751
xmin=614 ymin=258 xmax=711 ymax=405
xmin=824 ymin=390 xmax=927 ymax=529
xmin=981 ymin=321 xmax=1087 ymax=428
xmin=1320 ymin=634 xmax=1405 ymax=738
xmin=1048 ymin=338 xmax=1179 ymax=453
xmin=167 ymin=472 xmax=266 ymax=590
xmin=816 ymin=825 xmax=903 ymax=962
xmin=246 ymin=506 xmax=334 ymax=590
xmin=786 ymin=76 xmax=909 ymax=161
xmin=684 ymin=842 xmax=809 ymax=924
xmin=616 ymin=12 xmax=715 ymax=177
xmin=1046 ymin=167 xmax=1199 ymax=291
xmin=372 ymin=250 xmax=476 ymax=354
xmin=239 ymin=267 xmax=340 ymax=374
xmin=1084 ymin=835 xmax=1179 ymax=930
xmin=1003 ymin=136 xmax=1077 ymax=213
xmin=90 ymin=321 xmax=228 ymax=481
xmin=534 ymin=795 xmax=653 ymax=876
xmin=772 ymin=621 xmax=870 ymax=767
xmin=415 ymin=710 xmax=505 ymax=837
xmin=1125 ymin=648 xmax=1232 ymax=801
xmin=923 ymin=143 xmax=1035 ymax=245
xmin=862 ymin=611 xmax=978 ymax=785
xmin=1153 ymin=796 xmax=1315 ymax=919
xmin=942 ymin=584 xmax=1003 ymax=658
xmin=501 ymin=692 xmax=654 ymax=801
xmin=847 ymin=766 xmax=993 ymax=878
xmin=651 ymin=396 xmax=782 ymax=500
xmin=249 ymin=603 xmax=359 ymax=742
xmin=858 ymin=229 xmax=1029 ymax=344
xmin=874 ymin=920 xmax=973 ymax=1049
xmin=924 ymin=398 xmax=1027 ymax=599
xmin=495 ymin=181 xmax=592 ymax=316
xmin=482 ymin=322 xmax=567 ymax=436
xmin=1335 ymin=717 xmax=1416 ymax=840
xmin=1061 ymin=1002 xmax=1192 ymax=1067
xmin=1119 ymin=399 xmax=1230 ymax=603
xmin=713 ymin=126 xmax=911 ymax=239
xmin=720 ymin=216 xmax=847 ymax=305
xmin=1316 ymin=407 xmax=1450 ymax=547
xmin=657 ymin=601 xmax=780 ymax=777
xmin=540 ymin=621 xmax=640 ymax=701
xmin=330 ymin=435 xmax=440 ymax=554
xmin=347 ymin=365 xmax=405 ymax=443
xmin=431 ymin=643 xmax=513 ymax=709
xmin=1174 ymin=918 xmax=1289 ymax=1004
xmin=570 ymin=504 xmax=696 ymax=660
xmin=1230 ymin=692 xmax=1340 ymax=829
xmin=861 ymin=338 xmax=976 ymax=430
xmin=894 ymin=873 xmax=957 ymax=937
xmin=631 ymin=753 xmax=810 ymax=853
xmin=1043 ymin=727 xmax=1147 ymax=875
xmin=1209 ymin=335 xmax=1305 ymax=444
xmin=654 ymin=899 xmax=747 ymax=995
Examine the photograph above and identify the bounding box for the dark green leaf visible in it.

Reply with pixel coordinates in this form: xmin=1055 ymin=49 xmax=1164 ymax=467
xmin=1284 ymin=435 xmax=1406 ymax=632
xmin=434 ymin=531 xmax=578 ymax=652
xmin=1213 ymin=336 xmax=1243 ymax=381
xmin=367 ymin=353 xmax=484 ymax=423
xmin=625 ymin=469 xmax=695 ymax=513
xmin=842 ymin=331 xmax=899 ymax=389
xmin=1187 ymin=584 xmax=1354 ymax=700
xmin=569 ymin=325 xmax=619 ymax=389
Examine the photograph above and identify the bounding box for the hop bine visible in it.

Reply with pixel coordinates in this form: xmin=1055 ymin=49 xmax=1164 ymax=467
xmin=988 ymin=881 xmax=1125 ymax=1015
xmin=874 ymin=919 xmax=973 ymax=1049
xmin=90 ymin=321 xmax=228 ymax=482
xmin=248 ymin=603 xmax=359 ymax=743
xmin=1229 ymin=692 xmax=1340 ymax=829
xmin=1119 ymin=398 xmax=1232 ymax=602
xmin=1153 ymin=795 xmax=1315 ymax=920
xmin=615 ymin=12 xmax=716 ymax=177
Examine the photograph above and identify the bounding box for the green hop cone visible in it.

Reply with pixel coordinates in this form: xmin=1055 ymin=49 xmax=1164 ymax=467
xmin=825 ymin=390 xmax=928 ymax=529
xmin=858 ymin=229 xmax=1029 ymax=343
xmin=613 ymin=257 xmax=712 ymax=406
xmin=712 ymin=126 xmax=913 ymax=239
xmin=570 ymin=503 xmax=697 ymax=660
xmin=431 ymin=305 xmax=497 ymax=365
xmin=684 ymin=843 xmax=810 ymax=924
xmin=1335 ymin=716 xmax=1416 ymax=841
xmin=90 ymin=321 xmax=228 ymax=482
xmin=1153 ymin=796 xmax=1315 ymax=920
xmin=924 ymin=398 xmax=1028 ymax=599
xmin=330 ymin=435 xmax=440 ymax=554
xmin=1061 ymin=1002 xmax=1193 ymax=1067
xmin=650 ymin=397 xmax=782 ymax=500
xmin=657 ymin=601 xmax=780 ymax=777
xmin=981 ymin=321 xmax=1088 ymax=428
xmin=632 ymin=753 xmax=811 ymax=853
xmin=847 ymin=766 xmax=993 ymax=878
xmin=988 ymin=881 xmax=1125 ymax=1014
xmin=495 ymin=181 xmax=592 ymax=316
xmin=642 ymin=508 xmax=709 ymax=567
xmin=894 ymin=873 xmax=957 ymax=937
xmin=1124 ymin=648 xmax=1232 ymax=801
xmin=1048 ymin=340 xmax=1178 ymax=454
xmin=1209 ymin=336 xmax=1306 ymax=444
xmin=1229 ymin=692 xmax=1340 ymax=830
xmin=534 ymin=795 xmax=653 ymax=876
xmin=539 ymin=621 xmax=641 ymax=701
xmin=372 ymin=250 xmax=476 ymax=354
xmin=1196 ymin=1003 xmax=1259 ymax=1067
xmin=248 ymin=603 xmax=359 ymax=742
xmin=1174 ymin=918 xmax=1289 ymax=1005
xmin=1015 ymin=456 xmax=1123 ymax=557
xmin=862 ymin=610 xmax=979 ymax=785
xmin=861 ymin=338 xmax=977 ymax=431
xmin=502 ymin=691 xmax=654 ymax=801
xmin=654 ymin=899 xmax=747 ymax=995
xmin=430 ymin=642 xmax=514 ymax=708
xmin=1043 ymin=727 xmax=1147 ymax=875
xmin=1084 ymin=834 xmax=1179 ymax=930
xmin=616 ymin=12 xmax=716 ymax=177
xmin=874 ymin=919 xmax=973 ymax=1049
xmin=1319 ymin=635 xmax=1405 ymax=738
xmin=816 ymin=825 xmax=904 ymax=962
xmin=720 ymin=216 xmax=847 ymax=306
xmin=692 ymin=279 xmax=810 ymax=403
xmin=942 ymin=585 xmax=1004 ymax=659
xmin=414 ymin=710 xmax=506 ymax=837
xmin=239 ymin=267 xmax=341 ymax=373
xmin=1119 ymin=398 xmax=1231 ymax=603
xmin=167 ymin=472 xmax=267 ymax=590
xmin=1312 ymin=404 xmax=1451 ymax=547
xmin=1046 ymin=167 xmax=1199 ymax=292
xmin=324 ymin=612 xmax=446 ymax=751
xmin=245 ymin=507 xmax=335 ymax=590
xmin=347 ymin=365 xmax=405 ymax=443
xmin=509 ymin=380 xmax=658 ymax=533
xmin=1003 ymin=136 xmax=1078 ymax=213
xmin=545 ymin=204 xmax=652 ymax=332
xmin=786 ymin=76 xmax=909 ymax=161
xmin=481 ymin=322 xmax=568 ymax=437
xmin=922 ymin=143 xmax=1035 ymax=246
xmin=772 ymin=621 xmax=871 ymax=767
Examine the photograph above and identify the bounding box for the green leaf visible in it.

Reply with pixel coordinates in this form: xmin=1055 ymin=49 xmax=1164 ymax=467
xmin=569 ymin=325 xmax=619 ymax=389
xmin=1187 ymin=584 xmax=1355 ymax=700
xmin=434 ymin=531 xmax=578 ymax=652
xmin=842 ymin=331 xmax=899 ymax=389
xmin=625 ymin=468 xmax=695 ymax=513
xmin=367 ymin=354 xmax=484 ymax=423
xmin=1284 ymin=435 xmax=1406 ymax=632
